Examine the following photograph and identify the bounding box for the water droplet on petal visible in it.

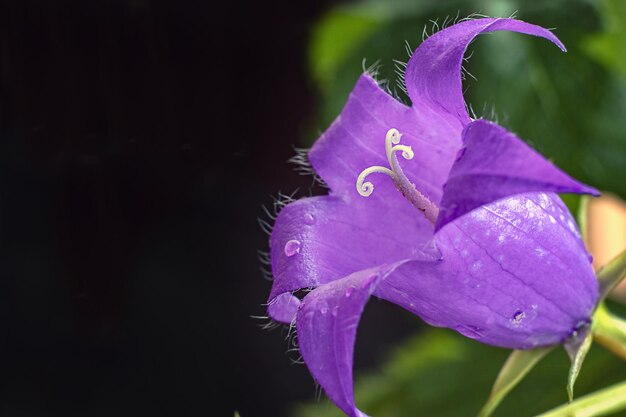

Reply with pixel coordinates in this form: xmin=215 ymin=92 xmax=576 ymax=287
xmin=344 ymin=287 xmax=354 ymax=298
xmin=331 ymin=306 xmax=339 ymax=316
xmin=320 ymin=307 xmax=329 ymax=315
xmin=284 ymin=239 xmax=301 ymax=257
xmin=303 ymin=213 xmax=316 ymax=225
xmin=587 ymin=253 xmax=594 ymax=263
xmin=454 ymin=324 xmax=483 ymax=340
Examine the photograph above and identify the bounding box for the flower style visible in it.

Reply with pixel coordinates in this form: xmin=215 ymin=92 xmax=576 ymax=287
xmin=267 ymin=18 xmax=600 ymax=417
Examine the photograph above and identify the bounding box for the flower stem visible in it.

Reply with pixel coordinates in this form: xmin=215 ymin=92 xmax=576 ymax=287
xmin=592 ymin=304 xmax=626 ymax=361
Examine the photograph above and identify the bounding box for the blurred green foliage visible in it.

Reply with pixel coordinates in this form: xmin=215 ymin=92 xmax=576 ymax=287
xmin=296 ymin=1 xmax=626 ymax=416
xmin=585 ymin=0 xmax=626 ymax=78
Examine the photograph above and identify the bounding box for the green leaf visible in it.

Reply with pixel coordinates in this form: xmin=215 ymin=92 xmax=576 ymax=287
xmin=308 ymin=10 xmax=381 ymax=91
xmin=565 ymin=327 xmax=594 ymax=402
xmin=596 ymin=249 xmax=626 ymax=302
xmin=583 ymin=0 xmax=626 ymax=79
xmin=477 ymin=347 xmax=555 ymax=417
xmin=592 ymin=303 xmax=626 ymax=361
xmin=535 ymin=380 xmax=626 ymax=417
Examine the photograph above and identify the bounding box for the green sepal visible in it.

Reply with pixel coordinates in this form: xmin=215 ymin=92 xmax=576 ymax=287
xmin=535 ymin=379 xmax=626 ymax=417
xmin=477 ymin=346 xmax=554 ymax=417
xmin=596 ymin=249 xmax=626 ymax=302
xmin=564 ymin=326 xmax=593 ymax=402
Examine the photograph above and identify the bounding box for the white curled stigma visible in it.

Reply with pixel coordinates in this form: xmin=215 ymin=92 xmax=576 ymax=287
xmin=356 ymin=129 xmax=413 ymax=196
xmin=356 ymin=128 xmax=439 ymax=225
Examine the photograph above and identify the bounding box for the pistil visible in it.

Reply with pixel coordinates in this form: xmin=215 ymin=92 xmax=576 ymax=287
xmin=356 ymin=128 xmax=439 ymax=225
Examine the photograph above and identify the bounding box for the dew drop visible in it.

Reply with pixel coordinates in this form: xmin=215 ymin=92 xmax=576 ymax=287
xmin=320 ymin=307 xmax=329 ymax=315
xmin=587 ymin=253 xmax=594 ymax=263
xmin=284 ymin=239 xmax=301 ymax=257
xmin=304 ymin=213 xmax=316 ymax=225
xmin=454 ymin=324 xmax=483 ymax=340
xmin=331 ymin=306 xmax=339 ymax=317
xmin=344 ymin=287 xmax=355 ymax=298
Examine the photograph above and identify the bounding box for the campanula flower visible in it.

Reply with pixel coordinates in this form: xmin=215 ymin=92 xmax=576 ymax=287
xmin=266 ymin=18 xmax=600 ymax=417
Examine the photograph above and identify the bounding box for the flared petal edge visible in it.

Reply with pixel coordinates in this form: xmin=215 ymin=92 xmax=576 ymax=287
xmin=435 ymin=120 xmax=599 ymax=232
xmin=405 ymin=17 xmax=566 ymax=126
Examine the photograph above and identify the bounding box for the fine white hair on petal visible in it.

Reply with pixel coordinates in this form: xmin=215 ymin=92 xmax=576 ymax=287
xmin=458 ymin=12 xmax=491 ymax=23
xmin=429 ymin=18 xmax=440 ymax=35
xmin=286 ymin=331 xmax=305 ymax=365
xmin=289 ymin=147 xmax=327 ymax=187
xmin=422 ymin=12 xmax=485 ymax=42
xmin=393 ymin=58 xmax=408 ymax=96
xmin=314 ymin=382 xmax=323 ymax=403
xmin=258 ymin=217 xmax=273 ymax=236
xmin=362 ymin=58 xmax=382 ymax=80
xmin=258 ymin=190 xmax=300 ymax=283
xmin=250 ymin=313 xmax=281 ymax=331
xmin=404 ymin=39 xmax=413 ymax=58
xmin=258 ymin=250 xmax=273 ymax=282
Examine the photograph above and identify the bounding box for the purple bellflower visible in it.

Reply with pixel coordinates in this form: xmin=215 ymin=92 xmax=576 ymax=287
xmin=266 ymin=18 xmax=600 ymax=417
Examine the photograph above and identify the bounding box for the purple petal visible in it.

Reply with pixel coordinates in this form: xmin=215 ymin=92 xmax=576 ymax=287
xmin=435 ymin=120 xmax=599 ymax=231
xmin=309 ymin=74 xmax=459 ymax=206
xmin=405 ymin=18 xmax=566 ymax=125
xmin=268 ymin=194 xmax=435 ymax=301
xmin=375 ymin=193 xmax=598 ymax=349
xmin=267 ymin=292 xmax=301 ymax=324
xmin=296 ymin=265 xmax=400 ymax=417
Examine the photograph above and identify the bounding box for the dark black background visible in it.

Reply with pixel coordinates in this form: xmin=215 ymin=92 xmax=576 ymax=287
xmin=0 ymin=1 xmax=421 ymax=416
